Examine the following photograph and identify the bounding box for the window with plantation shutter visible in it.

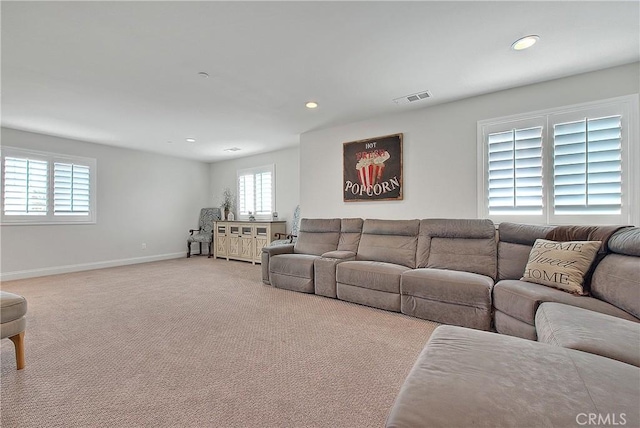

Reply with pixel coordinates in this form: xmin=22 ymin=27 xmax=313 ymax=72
xmin=54 ymin=162 xmax=91 ymax=215
xmin=487 ymin=125 xmax=543 ymax=215
xmin=3 ymin=156 xmax=48 ymax=215
xmin=478 ymin=95 xmax=637 ymax=225
xmin=237 ymin=165 xmax=275 ymax=220
xmin=552 ymin=116 xmax=622 ymax=216
xmin=1 ymin=147 xmax=96 ymax=224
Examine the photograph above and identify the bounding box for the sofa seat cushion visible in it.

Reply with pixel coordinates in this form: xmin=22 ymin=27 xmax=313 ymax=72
xmin=493 ymin=279 xmax=639 ymax=327
xmin=270 ymin=254 xmax=319 ymax=279
xmin=269 ymin=254 xmax=320 ymax=294
xmin=536 ymin=302 xmax=640 ymax=367
xmin=386 ymin=325 xmax=640 ymax=428
xmin=337 ymin=261 xmax=410 ymax=293
xmin=400 ymin=269 xmax=493 ymax=330
xmin=401 ymin=269 xmax=494 ymax=309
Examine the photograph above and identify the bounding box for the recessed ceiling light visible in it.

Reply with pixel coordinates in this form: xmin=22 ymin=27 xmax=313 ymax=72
xmin=197 ymin=72 xmax=209 ymax=78
xmin=511 ymin=35 xmax=540 ymax=51
xmin=186 ymin=138 xmax=196 ymax=143
xmin=305 ymin=101 xmax=318 ymax=109
xmin=224 ymin=147 xmax=242 ymax=152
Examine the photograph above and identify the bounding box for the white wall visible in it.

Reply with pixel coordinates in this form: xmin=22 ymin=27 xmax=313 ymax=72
xmin=0 ymin=128 xmax=211 ymax=280
xmin=300 ymin=63 xmax=640 ymax=220
xmin=209 ymin=146 xmax=300 ymax=231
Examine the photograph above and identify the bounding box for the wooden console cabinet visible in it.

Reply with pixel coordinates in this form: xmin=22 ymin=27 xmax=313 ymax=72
xmin=214 ymin=221 xmax=286 ymax=264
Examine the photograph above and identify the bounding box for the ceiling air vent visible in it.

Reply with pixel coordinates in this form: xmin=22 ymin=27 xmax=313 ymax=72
xmin=393 ymin=90 xmax=432 ymax=105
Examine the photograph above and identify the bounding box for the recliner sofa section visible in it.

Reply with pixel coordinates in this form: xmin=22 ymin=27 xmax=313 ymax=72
xmin=401 ymin=219 xmax=497 ymax=330
xmin=262 ymin=218 xmax=341 ymax=293
xmin=493 ymin=223 xmax=640 ymax=340
xmin=336 ymin=219 xmax=420 ymax=312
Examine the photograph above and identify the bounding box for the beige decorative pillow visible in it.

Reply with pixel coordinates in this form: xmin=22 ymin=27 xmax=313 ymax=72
xmin=521 ymin=239 xmax=601 ymax=295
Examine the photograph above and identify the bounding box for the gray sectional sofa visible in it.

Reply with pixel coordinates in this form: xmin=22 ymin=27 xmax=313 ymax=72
xmin=264 ymin=218 xmax=639 ymax=334
xmin=263 ymin=218 xmax=640 ymax=427
xmin=264 ymin=218 xmax=500 ymax=330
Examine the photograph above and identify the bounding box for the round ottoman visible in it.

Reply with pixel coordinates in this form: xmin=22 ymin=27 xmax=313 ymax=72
xmin=1 ymin=291 xmax=27 ymax=370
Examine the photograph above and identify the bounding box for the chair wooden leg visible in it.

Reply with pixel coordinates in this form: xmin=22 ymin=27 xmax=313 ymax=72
xmin=187 ymin=242 xmax=191 ymax=258
xmin=199 ymin=242 xmax=202 ymax=255
xmin=208 ymin=241 xmax=213 ymax=258
xmin=9 ymin=331 xmax=25 ymax=370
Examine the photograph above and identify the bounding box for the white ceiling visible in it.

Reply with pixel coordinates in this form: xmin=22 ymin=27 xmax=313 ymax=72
xmin=2 ymin=1 xmax=639 ymax=162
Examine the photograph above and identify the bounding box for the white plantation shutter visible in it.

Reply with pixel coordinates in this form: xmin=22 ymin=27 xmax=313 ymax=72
xmin=254 ymin=171 xmax=272 ymax=215
xmin=236 ymin=165 xmax=275 ymax=219
xmin=553 ymin=116 xmax=622 ymax=215
xmin=487 ymin=126 xmax=543 ymax=215
xmin=238 ymin=173 xmax=254 ymax=215
xmin=54 ymin=162 xmax=91 ymax=215
xmin=1 ymin=147 xmax=96 ymax=224
xmin=2 ymin=156 xmax=48 ymax=215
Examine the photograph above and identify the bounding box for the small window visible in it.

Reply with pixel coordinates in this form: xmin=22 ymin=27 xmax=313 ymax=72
xmin=478 ymin=95 xmax=638 ymax=225
xmin=237 ymin=164 xmax=275 ymax=220
xmin=1 ymin=147 xmax=97 ymax=224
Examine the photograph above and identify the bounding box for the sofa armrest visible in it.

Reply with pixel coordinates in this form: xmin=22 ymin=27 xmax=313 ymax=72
xmin=321 ymin=250 xmax=356 ymax=260
xmin=315 ymin=252 xmax=356 ymax=298
xmin=263 ymin=244 xmax=295 ymax=256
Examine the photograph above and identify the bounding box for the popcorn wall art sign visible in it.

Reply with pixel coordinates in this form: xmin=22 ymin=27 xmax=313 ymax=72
xmin=343 ymin=133 xmax=403 ymax=202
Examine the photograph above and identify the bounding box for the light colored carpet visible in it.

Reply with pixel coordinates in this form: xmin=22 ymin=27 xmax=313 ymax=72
xmin=1 ymin=258 xmax=438 ymax=427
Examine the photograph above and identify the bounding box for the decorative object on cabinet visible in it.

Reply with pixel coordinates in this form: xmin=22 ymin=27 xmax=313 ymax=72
xmin=214 ymin=220 xmax=286 ymax=264
xmin=221 ymin=188 xmax=235 ymax=220
xmin=187 ymin=207 xmax=221 ymax=258
xmin=343 ymin=133 xmax=403 ymax=202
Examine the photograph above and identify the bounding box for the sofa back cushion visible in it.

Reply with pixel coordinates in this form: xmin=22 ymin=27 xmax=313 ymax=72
xmin=338 ymin=218 xmax=364 ymax=252
xmin=497 ymin=222 xmax=554 ymax=281
xmin=356 ymin=219 xmax=420 ymax=268
xmin=416 ymin=219 xmax=497 ymax=279
xmin=591 ymin=227 xmax=640 ymax=319
xmin=294 ymin=218 xmax=341 ymax=256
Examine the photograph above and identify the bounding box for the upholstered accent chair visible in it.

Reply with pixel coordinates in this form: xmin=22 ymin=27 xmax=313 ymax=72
xmin=187 ymin=208 xmax=221 ymax=258
xmin=1 ymin=291 xmax=27 ymax=370
xmin=270 ymin=205 xmax=301 ymax=246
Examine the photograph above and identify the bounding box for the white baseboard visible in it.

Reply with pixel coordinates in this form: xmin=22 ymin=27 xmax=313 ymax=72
xmin=1 ymin=252 xmax=185 ymax=282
